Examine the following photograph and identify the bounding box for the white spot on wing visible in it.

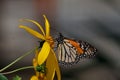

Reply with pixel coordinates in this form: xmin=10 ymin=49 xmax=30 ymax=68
xmin=61 ymin=44 xmax=65 ymax=61
xmin=58 ymin=44 xmax=62 ymax=61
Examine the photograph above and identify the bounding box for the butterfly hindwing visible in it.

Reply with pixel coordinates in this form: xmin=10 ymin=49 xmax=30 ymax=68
xmin=78 ymin=40 xmax=97 ymax=58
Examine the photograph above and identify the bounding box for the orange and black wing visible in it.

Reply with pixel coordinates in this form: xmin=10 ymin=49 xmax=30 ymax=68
xmin=56 ymin=33 xmax=97 ymax=65
xmin=78 ymin=40 xmax=97 ymax=58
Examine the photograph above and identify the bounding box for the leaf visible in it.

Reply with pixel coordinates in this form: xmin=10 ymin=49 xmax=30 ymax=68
xmin=12 ymin=75 xmax=22 ymax=80
xmin=0 ymin=74 xmax=8 ymax=80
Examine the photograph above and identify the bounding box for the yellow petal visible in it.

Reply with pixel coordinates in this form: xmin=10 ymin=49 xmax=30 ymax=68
xmin=30 ymin=75 xmax=38 ymax=80
xmin=39 ymin=73 xmax=46 ymax=80
xmin=35 ymin=48 xmax=39 ymax=60
xmin=20 ymin=19 xmax=45 ymax=36
xmin=51 ymin=49 xmax=61 ymax=80
xmin=46 ymin=52 xmax=56 ymax=80
xmin=43 ymin=15 xmax=50 ymax=37
xmin=33 ymin=58 xmax=37 ymax=69
xmin=38 ymin=42 xmax=50 ymax=65
xmin=19 ymin=25 xmax=45 ymax=40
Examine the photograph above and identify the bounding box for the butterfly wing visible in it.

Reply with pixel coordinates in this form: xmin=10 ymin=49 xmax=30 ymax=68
xmin=57 ymin=40 xmax=79 ymax=65
xmin=57 ymin=38 xmax=97 ymax=65
xmin=78 ymin=40 xmax=97 ymax=58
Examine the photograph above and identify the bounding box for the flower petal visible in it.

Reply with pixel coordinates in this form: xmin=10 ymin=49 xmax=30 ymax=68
xmin=19 ymin=25 xmax=45 ymax=40
xmin=38 ymin=42 xmax=50 ymax=65
xmin=20 ymin=19 xmax=45 ymax=36
xmin=35 ymin=48 xmax=39 ymax=60
xmin=46 ymin=49 xmax=61 ymax=80
xmin=51 ymin=49 xmax=61 ymax=80
xmin=46 ymin=52 xmax=56 ymax=80
xmin=43 ymin=15 xmax=50 ymax=37
xmin=33 ymin=58 xmax=37 ymax=69
xmin=30 ymin=75 xmax=38 ymax=80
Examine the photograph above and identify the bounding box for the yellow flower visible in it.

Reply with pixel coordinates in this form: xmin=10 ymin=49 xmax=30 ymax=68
xmin=19 ymin=15 xmax=61 ymax=80
xmin=30 ymin=48 xmax=47 ymax=80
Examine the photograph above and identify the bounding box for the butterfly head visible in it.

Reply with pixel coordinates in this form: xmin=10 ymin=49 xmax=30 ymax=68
xmin=56 ymin=33 xmax=64 ymax=44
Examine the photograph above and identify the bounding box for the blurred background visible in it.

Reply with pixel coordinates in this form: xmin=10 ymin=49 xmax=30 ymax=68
xmin=0 ymin=0 xmax=120 ymax=80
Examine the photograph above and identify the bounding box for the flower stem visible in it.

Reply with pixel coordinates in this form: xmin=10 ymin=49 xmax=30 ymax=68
xmin=1 ymin=66 xmax=34 ymax=75
xmin=0 ymin=47 xmax=36 ymax=72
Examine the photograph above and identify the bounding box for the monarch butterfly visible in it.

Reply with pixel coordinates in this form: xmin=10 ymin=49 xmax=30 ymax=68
xmin=56 ymin=33 xmax=97 ymax=65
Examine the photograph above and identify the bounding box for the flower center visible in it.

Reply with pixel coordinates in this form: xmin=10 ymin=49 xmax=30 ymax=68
xmin=46 ymin=36 xmax=54 ymax=48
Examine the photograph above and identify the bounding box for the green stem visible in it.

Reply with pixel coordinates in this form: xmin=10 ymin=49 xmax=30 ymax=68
xmin=1 ymin=66 xmax=34 ymax=75
xmin=0 ymin=47 xmax=36 ymax=72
